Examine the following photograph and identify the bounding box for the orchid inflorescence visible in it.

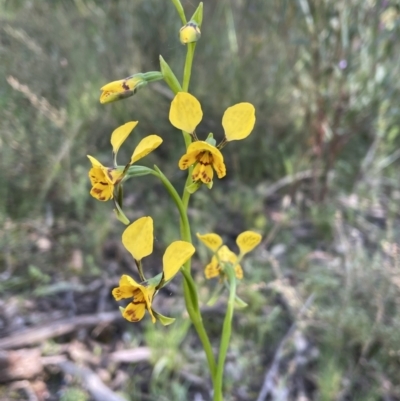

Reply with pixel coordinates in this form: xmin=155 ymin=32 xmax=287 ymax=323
xmin=87 ymin=2 xmax=261 ymax=399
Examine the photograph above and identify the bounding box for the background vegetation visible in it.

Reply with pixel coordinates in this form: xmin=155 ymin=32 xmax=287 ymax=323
xmin=1 ymin=0 xmax=400 ymax=400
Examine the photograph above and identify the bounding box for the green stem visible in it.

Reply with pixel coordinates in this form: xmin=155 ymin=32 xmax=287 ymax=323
xmin=181 ymin=268 xmax=216 ymax=378
xmin=152 ymin=166 xmax=191 ymax=244
xmin=182 ymin=43 xmax=196 ymax=92
xmin=152 ymin=166 xmax=216 ymax=379
xmin=170 ymin=0 xmax=187 ymax=25
xmin=214 ymin=266 xmax=237 ymax=400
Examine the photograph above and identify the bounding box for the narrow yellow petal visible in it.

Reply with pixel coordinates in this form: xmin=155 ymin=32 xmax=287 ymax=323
xmin=122 ymin=216 xmax=154 ymax=261
xmin=211 ymin=156 xmax=226 ymax=179
xmin=222 ymin=102 xmax=256 ymax=141
xmin=130 ymin=135 xmax=163 ymax=164
xmin=169 ymin=92 xmax=203 ymax=133
xmin=110 ymin=121 xmax=138 ymax=154
xmin=197 ymin=233 xmax=223 ymax=252
xmin=163 ymin=241 xmax=195 ymax=281
xmin=235 ymin=264 xmax=244 ymax=279
xmin=236 ymin=231 xmax=262 ymax=255
xmin=205 ymin=257 xmax=220 ymax=279
xmin=87 ymin=155 xmax=104 ymax=168
xmin=119 ymin=274 xmax=141 ymax=287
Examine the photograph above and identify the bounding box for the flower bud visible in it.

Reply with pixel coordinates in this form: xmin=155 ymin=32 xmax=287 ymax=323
xmin=179 ymin=21 xmax=201 ymax=44
xmin=100 ymin=72 xmax=163 ymax=104
xmin=100 ymin=74 xmax=147 ymax=104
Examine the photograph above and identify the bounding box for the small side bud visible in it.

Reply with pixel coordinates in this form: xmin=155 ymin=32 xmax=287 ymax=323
xmin=179 ymin=21 xmax=201 ymax=44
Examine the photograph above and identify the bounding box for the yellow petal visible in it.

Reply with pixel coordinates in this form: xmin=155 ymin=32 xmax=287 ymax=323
xmin=111 ymin=121 xmax=138 ymax=154
xmin=211 ymin=155 xmax=226 ymax=179
xmin=192 ymin=162 xmax=214 ymax=184
xmin=222 ymin=102 xmax=256 ymax=141
xmin=236 ymin=231 xmax=262 ymax=255
xmin=235 ymin=264 xmax=243 ymax=279
xmin=87 ymin=155 xmax=103 ymax=168
xmin=122 ymin=216 xmax=154 ymax=261
xmin=163 ymin=241 xmax=195 ymax=281
xmin=90 ymin=182 xmax=113 ymax=201
xmin=122 ymin=302 xmax=146 ymax=322
xmin=205 ymin=257 xmax=220 ymax=279
xmin=218 ymin=245 xmax=237 ymax=264
xmin=88 ymin=166 xmax=106 ymax=186
xmin=130 ymin=135 xmax=163 ymax=164
xmin=196 ymin=233 xmax=223 ymax=252
xmin=169 ymin=92 xmax=203 ymax=133
xmin=112 ymin=274 xmax=139 ymax=300
xmin=178 ymin=149 xmax=200 ymax=170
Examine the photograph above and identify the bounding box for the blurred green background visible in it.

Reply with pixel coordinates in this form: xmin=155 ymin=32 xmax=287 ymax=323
xmin=1 ymin=0 xmax=400 ymax=400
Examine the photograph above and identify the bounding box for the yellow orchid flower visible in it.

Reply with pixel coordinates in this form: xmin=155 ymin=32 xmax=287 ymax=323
xmin=112 ymin=275 xmax=157 ymax=322
xmin=179 ymin=141 xmax=226 ymax=184
xmin=169 ymin=92 xmax=255 ymax=186
xmin=198 ymin=230 xmax=261 ymax=280
xmin=87 ymin=122 xmax=163 ymax=202
xmin=205 ymin=245 xmax=244 ymax=280
xmin=113 ymin=217 xmax=195 ymax=324
xmin=87 ymin=155 xmax=123 ymax=201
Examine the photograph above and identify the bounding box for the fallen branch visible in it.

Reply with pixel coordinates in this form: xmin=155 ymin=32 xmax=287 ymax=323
xmin=0 ymin=311 xmax=122 ymax=350
xmin=54 ymin=360 xmax=128 ymax=401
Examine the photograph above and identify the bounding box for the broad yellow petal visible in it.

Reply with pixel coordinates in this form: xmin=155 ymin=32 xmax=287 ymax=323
xmin=205 ymin=257 xmax=220 ymax=279
xmin=88 ymin=166 xmax=106 ymax=186
xmin=185 ymin=141 xmax=222 ymax=157
xmin=111 ymin=121 xmax=138 ymax=154
xmin=130 ymin=135 xmax=163 ymax=164
xmin=112 ymin=275 xmax=140 ymax=300
xmin=178 ymin=149 xmax=201 ymax=170
xmin=192 ymin=161 xmax=214 ymax=184
xmin=222 ymin=102 xmax=256 ymax=141
xmin=163 ymin=241 xmax=195 ymax=281
xmin=122 ymin=302 xmax=146 ymax=322
xmin=122 ymin=216 xmax=154 ymax=261
xmin=236 ymin=231 xmax=262 ymax=255
xmin=169 ymin=92 xmax=203 ymax=133
xmin=90 ymin=181 xmax=114 ymax=201
xmin=196 ymin=233 xmax=223 ymax=252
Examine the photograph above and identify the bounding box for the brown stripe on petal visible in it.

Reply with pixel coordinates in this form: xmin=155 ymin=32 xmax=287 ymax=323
xmin=124 ymin=308 xmax=140 ymax=321
xmin=198 ymin=160 xmax=212 ymax=166
xmin=201 ymin=172 xmax=211 ymax=183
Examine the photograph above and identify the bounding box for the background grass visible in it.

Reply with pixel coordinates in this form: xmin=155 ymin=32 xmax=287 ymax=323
xmin=1 ymin=0 xmax=400 ymax=400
